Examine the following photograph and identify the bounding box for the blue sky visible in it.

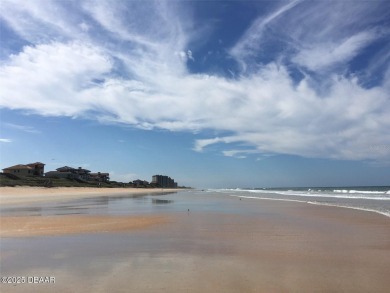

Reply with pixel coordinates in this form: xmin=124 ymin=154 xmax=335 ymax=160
xmin=1 ymin=0 xmax=389 ymax=188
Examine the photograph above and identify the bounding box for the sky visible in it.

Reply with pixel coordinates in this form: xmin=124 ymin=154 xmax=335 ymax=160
xmin=0 ymin=0 xmax=390 ymax=188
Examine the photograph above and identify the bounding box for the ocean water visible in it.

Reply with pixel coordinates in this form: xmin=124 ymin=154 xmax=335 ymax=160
xmin=209 ymin=186 xmax=390 ymax=218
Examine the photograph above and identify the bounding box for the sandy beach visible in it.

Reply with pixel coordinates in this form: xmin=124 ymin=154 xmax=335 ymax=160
xmin=0 ymin=188 xmax=389 ymax=292
xmin=0 ymin=215 xmax=170 ymax=237
xmin=0 ymin=186 xmax=180 ymax=205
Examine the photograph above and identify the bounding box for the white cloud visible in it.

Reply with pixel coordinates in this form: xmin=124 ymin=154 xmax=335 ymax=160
xmin=0 ymin=0 xmax=389 ymax=163
xmin=79 ymin=22 xmax=90 ymax=32
xmin=187 ymin=50 xmax=194 ymax=61
xmin=0 ymin=138 xmax=12 ymax=143
xmin=230 ymin=0 xmax=389 ymax=75
xmin=176 ymin=51 xmax=188 ymax=62
xmin=0 ymin=42 xmax=112 ymax=116
xmin=193 ymin=137 xmax=234 ymax=152
xmin=1 ymin=42 xmax=389 ymax=161
xmin=0 ymin=0 xmax=88 ymax=43
xmin=292 ymin=30 xmax=380 ymax=71
xmin=222 ymin=149 xmax=260 ymax=159
xmin=230 ymin=0 xmax=302 ymax=65
xmin=4 ymin=123 xmax=40 ymax=134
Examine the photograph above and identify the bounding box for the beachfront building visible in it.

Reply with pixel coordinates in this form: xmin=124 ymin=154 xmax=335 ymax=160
xmin=3 ymin=164 xmax=34 ymax=177
xmin=26 ymin=162 xmax=45 ymax=176
xmin=133 ymin=179 xmax=149 ymax=187
xmin=46 ymin=166 xmax=77 ymax=179
xmin=45 ymin=170 xmax=74 ymax=179
xmin=2 ymin=162 xmax=45 ymax=177
xmin=56 ymin=166 xmax=77 ymax=173
xmin=45 ymin=166 xmax=91 ymax=181
xmin=151 ymin=175 xmax=177 ymax=188
xmin=74 ymin=167 xmax=91 ymax=181
xmin=89 ymin=172 xmax=110 ymax=182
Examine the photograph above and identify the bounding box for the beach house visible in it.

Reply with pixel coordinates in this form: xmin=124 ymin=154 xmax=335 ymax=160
xmin=45 ymin=166 xmax=110 ymax=182
xmin=133 ymin=179 xmax=149 ymax=187
xmin=45 ymin=166 xmax=91 ymax=181
xmin=89 ymin=172 xmax=110 ymax=182
xmin=2 ymin=162 xmax=45 ymax=177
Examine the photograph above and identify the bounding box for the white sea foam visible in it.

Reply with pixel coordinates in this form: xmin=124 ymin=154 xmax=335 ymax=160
xmin=229 ymin=195 xmax=309 ymax=204
xmin=306 ymin=201 xmax=390 ymax=218
xmin=279 ymin=192 xmax=389 ymax=201
xmin=211 ymin=188 xmax=390 ymax=219
xmin=333 ymin=189 xmax=388 ymax=194
xmin=227 ymin=194 xmax=390 ymax=218
xmin=221 ymin=188 xmax=390 ymax=201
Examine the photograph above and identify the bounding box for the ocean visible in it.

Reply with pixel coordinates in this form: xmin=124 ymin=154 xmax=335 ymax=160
xmin=209 ymin=186 xmax=390 ymax=218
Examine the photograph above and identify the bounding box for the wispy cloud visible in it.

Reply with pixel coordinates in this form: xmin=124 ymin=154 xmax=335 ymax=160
xmin=4 ymin=123 xmax=40 ymax=134
xmin=0 ymin=0 xmax=389 ymax=162
xmin=230 ymin=0 xmax=389 ymax=76
xmin=230 ymin=0 xmax=303 ymax=68
xmin=292 ymin=30 xmax=381 ymax=71
xmin=0 ymin=138 xmax=12 ymax=143
xmin=222 ymin=149 xmax=260 ymax=159
xmin=0 ymin=0 xmax=86 ymax=43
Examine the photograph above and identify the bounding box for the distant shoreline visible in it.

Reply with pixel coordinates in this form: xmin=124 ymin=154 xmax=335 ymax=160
xmin=0 ymin=186 xmax=184 ymax=205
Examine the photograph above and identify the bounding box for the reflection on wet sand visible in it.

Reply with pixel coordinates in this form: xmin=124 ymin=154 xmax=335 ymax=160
xmin=0 ymin=215 xmax=170 ymax=237
xmin=0 ymin=192 xmax=178 ymax=217
xmin=152 ymin=199 xmax=174 ymax=204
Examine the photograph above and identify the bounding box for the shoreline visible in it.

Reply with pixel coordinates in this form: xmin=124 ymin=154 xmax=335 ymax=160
xmin=0 ymin=186 xmax=183 ymax=205
xmin=231 ymin=194 xmax=390 ymax=218
xmin=2 ymin=186 xmax=389 ymax=219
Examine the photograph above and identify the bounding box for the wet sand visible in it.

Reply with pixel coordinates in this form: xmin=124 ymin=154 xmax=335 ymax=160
xmin=0 ymin=187 xmax=181 ymax=205
xmin=0 ymin=215 xmax=170 ymax=237
xmin=0 ymin=189 xmax=389 ymax=292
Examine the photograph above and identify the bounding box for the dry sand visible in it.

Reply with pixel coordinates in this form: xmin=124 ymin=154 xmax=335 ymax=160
xmin=0 ymin=188 xmax=389 ymax=292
